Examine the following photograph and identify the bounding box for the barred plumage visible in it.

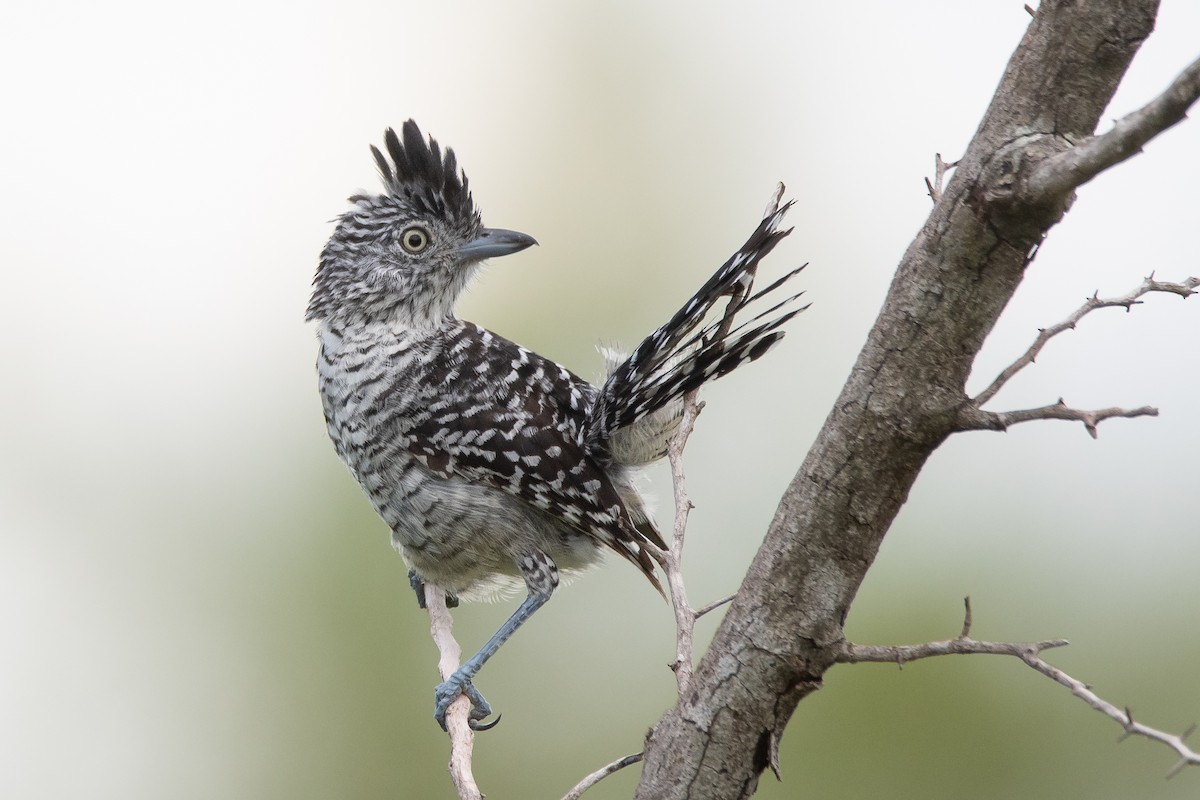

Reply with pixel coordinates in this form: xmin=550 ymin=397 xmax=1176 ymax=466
xmin=308 ymin=120 xmax=806 ymax=730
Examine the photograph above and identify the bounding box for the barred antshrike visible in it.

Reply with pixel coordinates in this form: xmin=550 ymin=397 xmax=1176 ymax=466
xmin=307 ymin=121 xmax=805 ymax=730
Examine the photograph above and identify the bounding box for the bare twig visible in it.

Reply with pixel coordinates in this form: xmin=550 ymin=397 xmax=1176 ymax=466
xmin=652 ymin=185 xmax=788 ymax=693
xmin=959 ymin=399 xmax=1159 ymax=438
xmin=425 ymin=584 xmax=482 ymax=800
xmin=560 ymin=753 xmax=644 ymax=800
xmin=924 ymin=153 xmax=958 ymax=203
xmin=973 ymin=275 xmax=1199 ymax=408
xmin=695 ymin=593 xmax=736 ymax=619
xmin=838 ymin=598 xmax=1200 ymax=776
xmin=658 ymin=391 xmax=705 ymax=692
xmin=838 ymin=597 xmax=1068 ymax=668
xmin=1023 ymin=54 xmax=1200 ymax=201
xmin=959 ymin=594 xmax=974 ymax=638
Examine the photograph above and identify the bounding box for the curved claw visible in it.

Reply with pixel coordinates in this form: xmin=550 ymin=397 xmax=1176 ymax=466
xmin=434 ymin=675 xmax=500 ymax=732
xmin=469 ymin=713 xmax=501 ymax=732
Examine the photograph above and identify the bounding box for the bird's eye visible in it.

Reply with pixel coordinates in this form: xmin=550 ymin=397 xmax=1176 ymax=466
xmin=399 ymin=226 xmax=430 ymax=254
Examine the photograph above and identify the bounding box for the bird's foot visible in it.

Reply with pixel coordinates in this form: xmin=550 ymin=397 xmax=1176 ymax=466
xmin=434 ymin=674 xmax=500 ymax=732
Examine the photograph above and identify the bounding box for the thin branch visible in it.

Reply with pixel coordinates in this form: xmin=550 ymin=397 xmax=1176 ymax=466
xmin=839 ymin=636 xmax=1068 ymax=665
xmin=1023 ymin=54 xmax=1200 ymax=201
xmin=696 ymin=593 xmax=736 ymax=619
xmin=959 ymin=399 xmax=1159 ymax=438
xmin=560 ymin=753 xmax=644 ymax=800
xmin=657 ymin=391 xmax=705 ymax=692
xmin=973 ymin=274 xmax=1199 ymax=408
xmin=839 ymin=631 xmax=1068 ymax=668
xmin=838 ymin=599 xmax=1068 ymax=666
xmin=838 ymin=598 xmax=1200 ymax=776
xmin=424 ymin=584 xmax=482 ymax=800
xmin=651 ymin=185 xmax=789 ymax=693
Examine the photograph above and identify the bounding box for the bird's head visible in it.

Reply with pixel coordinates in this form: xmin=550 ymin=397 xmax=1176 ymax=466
xmin=306 ymin=120 xmax=536 ymax=326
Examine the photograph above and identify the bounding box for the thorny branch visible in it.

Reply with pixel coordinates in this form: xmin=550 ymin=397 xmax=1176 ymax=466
xmin=424 ymin=584 xmax=482 ymax=800
xmin=958 ymin=275 xmax=1199 ymax=437
xmin=973 ymin=275 xmax=1199 ymax=407
xmin=839 ymin=599 xmax=1200 ymax=777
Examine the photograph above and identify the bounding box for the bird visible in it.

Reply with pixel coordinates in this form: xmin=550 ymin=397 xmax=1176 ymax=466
xmin=307 ymin=120 xmax=806 ymax=731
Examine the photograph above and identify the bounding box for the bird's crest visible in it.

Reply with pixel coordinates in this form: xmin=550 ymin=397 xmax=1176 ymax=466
xmin=369 ymin=120 xmax=478 ymax=225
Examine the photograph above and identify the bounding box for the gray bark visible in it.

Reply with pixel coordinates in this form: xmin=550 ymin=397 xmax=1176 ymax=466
xmin=635 ymin=2 xmax=1169 ymax=797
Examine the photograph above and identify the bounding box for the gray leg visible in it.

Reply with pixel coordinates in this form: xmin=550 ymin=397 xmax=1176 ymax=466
xmin=433 ymin=550 xmax=559 ymax=731
xmin=408 ymin=568 xmax=458 ymax=609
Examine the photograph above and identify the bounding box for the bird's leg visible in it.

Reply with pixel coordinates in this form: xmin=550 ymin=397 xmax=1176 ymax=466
xmin=433 ymin=550 xmax=559 ymax=731
xmin=409 ymin=568 xmax=458 ymax=609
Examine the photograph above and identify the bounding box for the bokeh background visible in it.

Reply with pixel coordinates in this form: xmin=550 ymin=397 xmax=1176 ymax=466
xmin=3 ymin=1 xmax=1198 ymax=798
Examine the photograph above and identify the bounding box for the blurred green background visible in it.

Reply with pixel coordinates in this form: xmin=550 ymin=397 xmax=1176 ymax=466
xmin=3 ymin=1 xmax=1198 ymax=798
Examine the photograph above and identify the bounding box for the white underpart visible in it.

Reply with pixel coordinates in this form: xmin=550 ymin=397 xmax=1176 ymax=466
xmin=598 ymin=345 xmax=686 ymax=467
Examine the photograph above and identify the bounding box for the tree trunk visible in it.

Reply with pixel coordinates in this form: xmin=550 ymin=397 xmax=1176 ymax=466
xmin=635 ymin=2 xmax=1161 ymax=797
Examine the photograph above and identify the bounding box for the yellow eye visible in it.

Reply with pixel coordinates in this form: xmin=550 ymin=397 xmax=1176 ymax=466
xmin=400 ymin=226 xmax=430 ymax=254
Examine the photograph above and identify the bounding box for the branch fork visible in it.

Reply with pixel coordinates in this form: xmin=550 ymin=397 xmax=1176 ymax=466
xmin=958 ymin=274 xmax=1198 ymax=437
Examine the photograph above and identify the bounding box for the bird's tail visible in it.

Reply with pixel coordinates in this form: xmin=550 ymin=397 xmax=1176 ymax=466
xmin=585 ymin=197 xmax=807 ymax=465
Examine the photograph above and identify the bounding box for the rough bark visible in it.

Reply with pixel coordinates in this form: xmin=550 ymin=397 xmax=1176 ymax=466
xmin=635 ymin=2 xmax=1164 ymax=797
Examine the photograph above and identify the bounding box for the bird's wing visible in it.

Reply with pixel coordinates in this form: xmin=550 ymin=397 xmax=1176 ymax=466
xmin=397 ymin=322 xmax=664 ymax=592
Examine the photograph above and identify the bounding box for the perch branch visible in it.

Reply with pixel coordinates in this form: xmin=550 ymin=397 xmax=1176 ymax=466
xmin=838 ymin=598 xmax=1200 ymax=776
xmin=1023 ymin=54 xmax=1200 ymax=201
xmin=424 ymin=584 xmax=482 ymax=800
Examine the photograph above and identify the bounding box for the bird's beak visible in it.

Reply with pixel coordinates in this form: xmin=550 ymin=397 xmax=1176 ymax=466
xmin=457 ymin=228 xmax=538 ymax=262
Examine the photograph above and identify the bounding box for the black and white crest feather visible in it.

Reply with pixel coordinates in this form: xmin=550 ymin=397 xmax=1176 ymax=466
xmin=370 ymin=119 xmax=479 ymax=226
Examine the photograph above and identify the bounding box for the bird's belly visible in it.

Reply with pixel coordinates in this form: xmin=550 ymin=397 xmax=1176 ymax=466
xmin=377 ymin=461 xmax=606 ymax=602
